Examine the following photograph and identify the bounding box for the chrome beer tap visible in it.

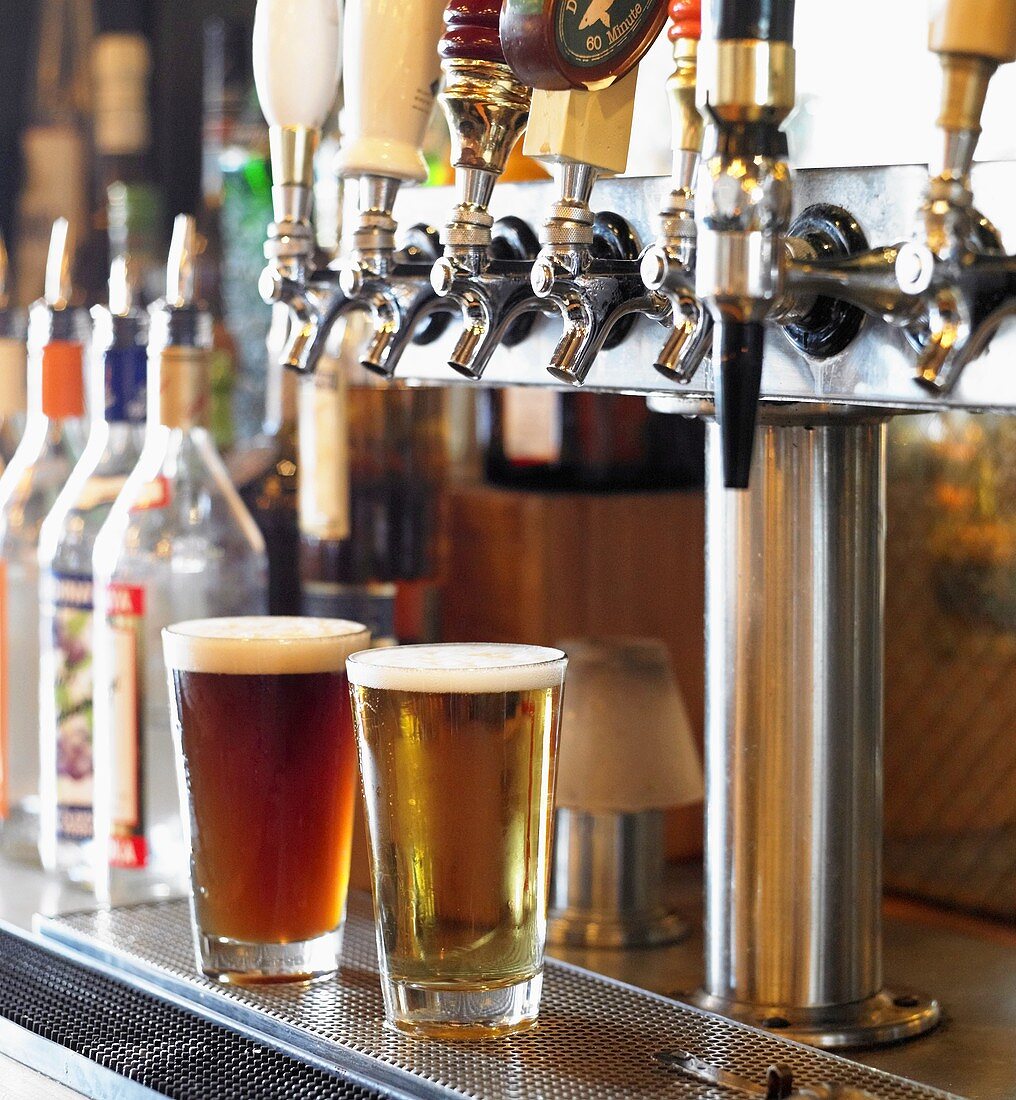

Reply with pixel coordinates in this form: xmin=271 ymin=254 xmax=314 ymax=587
xmin=500 ymin=0 xmax=671 ymax=386
xmin=254 ymin=0 xmax=449 ymax=377
xmin=894 ymin=0 xmax=1016 ymax=393
xmin=695 ymin=0 xmax=796 ymax=489
xmin=428 ymin=0 xmax=537 ymax=380
xmin=640 ymin=0 xmax=712 ymax=384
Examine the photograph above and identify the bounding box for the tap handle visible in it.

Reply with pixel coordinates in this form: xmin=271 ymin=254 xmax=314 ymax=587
xmin=713 ymin=0 xmax=793 ymax=42
xmin=930 ymin=0 xmax=1016 ymax=63
xmin=253 ymin=0 xmax=341 ymax=192
xmin=669 ymin=0 xmax=700 ymax=41
xmin=501 ymin=0 xmax=667 ymax=90
xmin=253 ymin=0 xmax=341 ymax=131
xmin=441 ymin=0 xmax=505 ymax=63
xmin=336 ymin=0 xmax=445 ymax=182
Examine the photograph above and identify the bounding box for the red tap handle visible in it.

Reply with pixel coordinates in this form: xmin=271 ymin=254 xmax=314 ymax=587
xmin=669 ymin=0 xmax=700 ymax=42
xmin=440 ymin=0 xmax=506 ymax=63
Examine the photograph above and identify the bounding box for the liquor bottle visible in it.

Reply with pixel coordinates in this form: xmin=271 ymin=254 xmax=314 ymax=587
xmin=298 ymin=324 xmax=447 ymax=646
xmin=227 ymin=304 xmax=300 ymax=615
xmin=38 ymin=255 xmax=147 ymax=882
xmin=484 ymin=390 xmax=705 ymax=492
xmin=92 ymin=216 xmax=267 ymax=901
xmin=91 ymin=25 xmax=165 ymax=306
xmin=0 ymin=220 xmax=87 ymax=861
xmin=14 ymin=0 xmax=94 ymax=307
xmin=0 ymin=236 xmax=28 ymax=465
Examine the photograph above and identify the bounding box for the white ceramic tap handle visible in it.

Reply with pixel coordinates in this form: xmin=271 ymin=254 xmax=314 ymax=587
xmin=336 ymin=0 xmax=445 ymax=182
xmin=253 ymin=0 xmax=342 ymax=129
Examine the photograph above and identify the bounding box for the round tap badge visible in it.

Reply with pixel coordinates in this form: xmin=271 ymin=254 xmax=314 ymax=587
xmin=556 ymin=0 xmax=662 ymax=73
xmin=501 ymin=0 xmax=666 ymax=89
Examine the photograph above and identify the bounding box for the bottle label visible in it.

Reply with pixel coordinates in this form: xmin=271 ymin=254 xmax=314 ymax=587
xmin=106 ymin=582 xmax=147 ymax=870
xmin=130 ymin=475 xmax=171 ymax=512
xmin=299 ymin=349 xmax=350 ymax=540
xmin=503 ymin=388 xmax=562 ymax=464
xmin=0 ymin=560 xmax=7 ymax=820
xmin=45 ymin=572 xmax=95 ymax=841
xmin=75 ymin=474 xmax=131 ymax=514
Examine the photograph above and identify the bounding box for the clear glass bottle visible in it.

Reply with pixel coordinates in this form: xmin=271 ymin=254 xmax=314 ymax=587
xmin=92 ymin=216 xmax=267 ymax=903
xmin=0 ymin=219 xmax=87 ymax=861
xmin=38 ymin=257 xmax=148 ymax=882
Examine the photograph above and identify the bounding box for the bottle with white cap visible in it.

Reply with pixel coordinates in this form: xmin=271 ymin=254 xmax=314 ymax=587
xmin=0 ymin=235 xmax=28 ymax=465
xmin=92 ymin=216 xmax=267 ymax=902
xmin=0 ymin=219 xmax=88 ymax=862
xmin=38 ymin=254 xmax=148 ymax=883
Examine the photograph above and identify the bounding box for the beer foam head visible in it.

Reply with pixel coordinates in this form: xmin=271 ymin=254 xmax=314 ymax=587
xmin=346 ymin=643 xmax=567 ymax=693
xmin=163 ymin=617 xmax=370 ymax=675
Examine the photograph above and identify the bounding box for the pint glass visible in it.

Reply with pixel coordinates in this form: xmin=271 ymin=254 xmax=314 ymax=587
xmin=162 ymin=616 xmax=370 ymax=984
xmin=347 ymin=643 xmax=567 ymax=1038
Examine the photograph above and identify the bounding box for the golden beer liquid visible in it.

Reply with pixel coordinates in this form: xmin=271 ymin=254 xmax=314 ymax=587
xmin=353 ymin=684 xmax=560 ymax=996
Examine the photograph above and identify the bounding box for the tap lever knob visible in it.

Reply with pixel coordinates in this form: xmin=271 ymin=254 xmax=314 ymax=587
xmin=252 ymin=0 xmax=341 ymax=133
xmin=713 ymin=0 xmax=794 ymax=42
xmin=669 ymin=0 xmax=700 ymax=41
xmin=337 ymin=0 xmax=444 ymax=183
xmin=500 ymin=0 xmax=667 ymax=90
xmin=441 ymin=0 xmax=506 ymax=62
xmin=930 ymin=0 xmax=1016 ymax=63
xmin=715 ymin=321 xmax=765 ymax=491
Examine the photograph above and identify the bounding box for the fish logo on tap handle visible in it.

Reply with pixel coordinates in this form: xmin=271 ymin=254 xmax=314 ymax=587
xmin=579 ymin=0 xmax=617 ymax=29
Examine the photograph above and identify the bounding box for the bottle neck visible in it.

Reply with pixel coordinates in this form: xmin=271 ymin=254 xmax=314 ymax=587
xmin=97 ymin=343 xmax=148 ymax=426
xmin=27 ymin=342 xmax=86 ymax=423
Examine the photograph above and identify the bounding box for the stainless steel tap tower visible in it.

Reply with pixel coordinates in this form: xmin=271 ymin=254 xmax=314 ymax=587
xmin=255 ymin=0 xmax=1016 ymax=1053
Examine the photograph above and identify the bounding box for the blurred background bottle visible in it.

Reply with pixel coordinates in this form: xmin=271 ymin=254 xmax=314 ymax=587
xmin=0 ymin=220 xmax=87 ymax=862
xmin=13 ymin=0 xmax=94 ymax=307
xmin=38 ymin=256 xmax=147 ymax=884
xmin=0 ymin=237 xmax=28 ymax=466
xmin=92 ymin=217 xmax=266 ymax=902
xmin=227 ymin=304 xmax=300 ymax=615
xmin=298 ymin=322 xmax=450 ymax=646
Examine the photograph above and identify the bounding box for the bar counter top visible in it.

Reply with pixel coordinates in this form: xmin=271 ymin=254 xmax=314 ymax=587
xmin=1 ymin=854 xmax=1014 ymax=1099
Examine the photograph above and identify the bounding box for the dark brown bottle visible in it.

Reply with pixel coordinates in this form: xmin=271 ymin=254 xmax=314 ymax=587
xmin=227 ymin=306 xmax=301 ymax=615
xmin=298 ymin=339 xmax=449 ymax=645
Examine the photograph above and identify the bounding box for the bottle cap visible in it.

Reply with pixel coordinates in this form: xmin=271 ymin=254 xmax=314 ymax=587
xmin=0 ymin=338 xmax=27 ymax=416
xmin=41 ymin=341 xmax=85 ymax=420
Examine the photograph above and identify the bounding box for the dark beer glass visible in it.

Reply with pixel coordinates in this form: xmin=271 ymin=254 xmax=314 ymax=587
xmin=347 ymin=643 xmax=567 ymax=1037
xmin=162 ymin=616 xmax=369 ymax=984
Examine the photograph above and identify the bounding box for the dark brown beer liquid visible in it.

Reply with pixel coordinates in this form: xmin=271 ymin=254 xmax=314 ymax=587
xmin=172 ymin=669 xmax=357 ymax=943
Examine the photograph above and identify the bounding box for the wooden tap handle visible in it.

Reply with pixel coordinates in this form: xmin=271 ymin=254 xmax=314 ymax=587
xmin=440 ymin=0 xmax=506 ymax=63
xmin=930 ymin=0 xmax=1016 ymax=64
xmin=669 ymin=0 xmax=700 ymax=42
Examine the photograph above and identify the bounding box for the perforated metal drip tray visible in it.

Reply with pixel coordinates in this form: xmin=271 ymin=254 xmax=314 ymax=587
xmin=37 ymin=895 xmax=961 ymax=1100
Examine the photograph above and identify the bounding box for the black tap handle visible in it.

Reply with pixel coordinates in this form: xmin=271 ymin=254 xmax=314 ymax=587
xmin=715 ymin=321 xmax=765 ymax=490
xmin=713 ymin=0 xmax=795 ymax=43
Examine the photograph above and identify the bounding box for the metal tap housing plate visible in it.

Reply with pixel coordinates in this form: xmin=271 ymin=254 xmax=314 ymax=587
xmin=380 ymin=163 xmax=1016 ymax=413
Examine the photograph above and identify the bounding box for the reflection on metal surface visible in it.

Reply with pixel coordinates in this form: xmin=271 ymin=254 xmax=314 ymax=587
xmin=885 ymin=414 xmax=1016 ymax=921
xmin=702 ymin=415 xmax=939 ymax=1048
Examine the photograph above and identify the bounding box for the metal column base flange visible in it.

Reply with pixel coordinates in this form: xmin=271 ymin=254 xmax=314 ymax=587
xmin=683 ymin=987 xmax=942 ymax=1050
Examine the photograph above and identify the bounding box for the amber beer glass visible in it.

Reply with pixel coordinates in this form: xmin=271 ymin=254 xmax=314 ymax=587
xmin=162 ymin=617 xmax=369 ymax=983
xmin=347 ymin=643 xmax=567 ymax=1037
